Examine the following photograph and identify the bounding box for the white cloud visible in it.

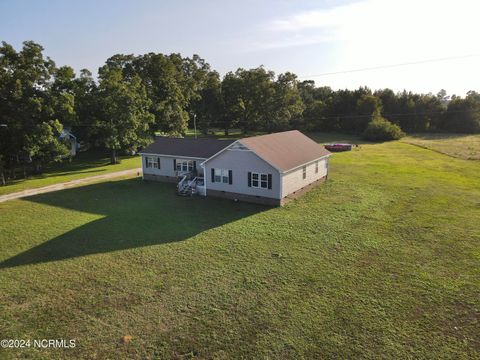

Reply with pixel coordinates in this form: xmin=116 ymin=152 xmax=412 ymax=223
xmin=253 ymin=0 xmax=480 ymax=94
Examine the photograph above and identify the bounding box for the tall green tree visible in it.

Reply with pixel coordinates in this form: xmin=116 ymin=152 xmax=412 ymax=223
xmin=355 ymin=94 xmax=382 ymax=133
xmin=0 ymin=41 xmax=69 ymax=180
xmin=268 ymin=72 xmax=305 ymax=131
xmin=442 ymin=91 xmax=480 ymax=133
xmin=72 ymin=69 xmax=100 ymax=147
xmin=97 ymin=67 xmax=154 ymax=163
xmin=222 ymin=67 xmax=275 ymax=134
xmin=130 ymin=53 xmax=189 ymax=135
xmin=191 ymin=71 xmax=224 ymax=134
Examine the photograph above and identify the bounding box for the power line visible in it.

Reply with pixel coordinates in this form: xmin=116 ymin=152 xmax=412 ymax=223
xmin=61 ymin=108 xmax=479 ymax=127
xmin=300 ymin=54 xmax=480 ymax=78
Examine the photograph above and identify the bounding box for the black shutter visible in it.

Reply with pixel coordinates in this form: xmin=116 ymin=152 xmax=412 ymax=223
xmin=268 ymin=174 xmax=272 ymax=189
xmin=173 ymin=159 xmax=176 ymax=170
xmin=248 ymin=172 xmax=252 ymax=187
xmin=193 ymin=161 xmax=197 ymax=172
xmin=211 ymin=168 xmax=215 ymax=182
xmin=144 ymin=156 xmax=148 ymax=168
xmin=157 ymin=157 xmax=161 ymax=169
xmin=228 ymin=170 xmax=233 ymax=185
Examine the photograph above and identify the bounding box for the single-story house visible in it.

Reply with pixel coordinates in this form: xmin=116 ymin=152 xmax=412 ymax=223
xmin=59 ymin=129 xmax=79 ymax=156
xmin=139 ymin=130 xmax=331 ymax=206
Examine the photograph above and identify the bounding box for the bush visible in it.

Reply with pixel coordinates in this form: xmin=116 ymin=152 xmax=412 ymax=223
xmin=362 ymin=116 xmax=406 ymax=141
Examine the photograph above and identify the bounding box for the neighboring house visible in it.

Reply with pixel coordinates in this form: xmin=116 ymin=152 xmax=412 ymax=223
xmin=139 ymin=130 xmax=331 ymax=206
xmin=59 ymin=129 xmax=79 ymax=156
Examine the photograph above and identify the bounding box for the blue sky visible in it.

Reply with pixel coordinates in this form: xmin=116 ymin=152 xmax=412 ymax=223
xmin=1 ymin=0 xmax=479 ymax=95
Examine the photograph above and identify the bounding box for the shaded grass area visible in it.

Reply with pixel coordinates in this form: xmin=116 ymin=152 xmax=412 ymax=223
xmin=184 ymin=129 xmax=366 ymax=144
xmin=184 ymin=128 xmax=265 ymax=140
xmin=402 ymin=133 xmax=480 ymax=160
xmin=0 ymin=152 xmax=140 ymax=196
xmin=0 ymin=139 xmax=479 ymax=359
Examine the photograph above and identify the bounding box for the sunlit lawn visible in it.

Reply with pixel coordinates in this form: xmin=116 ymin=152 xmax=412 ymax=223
xmin=0 ymin=152 xmax=140 ymax=196
xmin=402 ymin=133 xmax=480 ymax=160
xmin=0 ymin=136 xmax=479 ymax=359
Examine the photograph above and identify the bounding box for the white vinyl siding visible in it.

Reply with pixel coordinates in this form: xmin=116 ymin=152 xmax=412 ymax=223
xmin=205 ymin=148 xmax=281 ymax=199
xmin=281 ymin=158 xmax=328 ymax=198
xmin=142 ymin=155 xmax=205 ymax=177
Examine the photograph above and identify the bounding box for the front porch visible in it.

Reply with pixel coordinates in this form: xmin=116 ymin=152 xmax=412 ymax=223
xmin=176 ymin=171 xmax=206 ymax=197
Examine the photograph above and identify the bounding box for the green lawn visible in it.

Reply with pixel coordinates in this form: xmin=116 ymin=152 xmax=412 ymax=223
xmin=184 ymin=128 xmax=266 ymax=140
xmin=0 ymin=138 xmax=479 ymax=359
xmin=402 ymin=133 xmax=480 ymax=160
xmin=0 ymin=152 xmax=140 ymax=196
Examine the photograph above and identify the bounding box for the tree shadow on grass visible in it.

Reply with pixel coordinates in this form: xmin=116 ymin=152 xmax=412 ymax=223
xmin=0 ymin=178 xmax=267 ymax=269
xmin=406 ymin=133 xmax=474 ymax=140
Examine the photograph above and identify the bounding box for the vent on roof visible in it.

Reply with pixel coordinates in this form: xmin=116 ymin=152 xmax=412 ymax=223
xmin=229 ymin=143 xmax=249 ymax=150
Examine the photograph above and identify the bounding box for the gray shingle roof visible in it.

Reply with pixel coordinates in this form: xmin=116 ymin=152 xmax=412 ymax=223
xmin=139 ymin=137 xmax=235 ymax=158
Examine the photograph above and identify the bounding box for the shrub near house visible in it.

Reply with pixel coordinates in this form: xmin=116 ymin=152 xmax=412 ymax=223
xmin=362 ymin=115 xmax=406 ymax=141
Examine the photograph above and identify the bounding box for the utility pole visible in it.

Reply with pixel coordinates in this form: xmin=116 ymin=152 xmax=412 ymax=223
xmin=193 ymin=113 xmax=197 ymax=139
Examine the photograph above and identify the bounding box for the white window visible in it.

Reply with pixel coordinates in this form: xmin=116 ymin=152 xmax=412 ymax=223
xmin=315 ymin=161 xmax=319 ymax=174
xmin=176 ymin=159 xmax=193 ymax=172
xmin=303 ymin=165 xmax=307 ymax=179
xmin=214 ymin=168 xmax=229 ymax=183
xmin=146 ymin=156 xmax=159 ymax=169
xmin=260 ymin=174 xmax=268 ymax=188
xmin=251 ymin=172 xmax=269 ymax=188
xmin=252 ymin=172 xmax=259 ymax=187
xmin=214 ymin=168 xmax=222 ymax=182
xmin=222 ymin=169 xmax=229 ymax=183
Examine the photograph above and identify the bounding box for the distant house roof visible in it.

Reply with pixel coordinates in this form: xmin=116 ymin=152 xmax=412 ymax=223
xmin=139 ymin=137 xmax=235 ymax=158
xmin=59 ymin=129 xmax=76 ymax=140
xmin=239 ymin=130 xmax=331 ymax=172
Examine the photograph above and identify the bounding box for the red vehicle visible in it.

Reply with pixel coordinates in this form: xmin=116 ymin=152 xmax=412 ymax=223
xmin=324 ymin=143 xmax=353 ymax=152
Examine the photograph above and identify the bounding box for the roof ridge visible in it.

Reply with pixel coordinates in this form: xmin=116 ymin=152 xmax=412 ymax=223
xmin=239 ymin=130 xmax=300 ymax=141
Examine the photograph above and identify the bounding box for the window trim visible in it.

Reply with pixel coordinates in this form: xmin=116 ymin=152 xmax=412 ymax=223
xmin=212 ymin=168 xmax=231 ymax=184
xmin=252 ymin=172 xmax=259 ymax=188
xmin=251 ymin=172 xmax=269 ymax=189
xmin=146 ymin=156 xmax=160 ymax=169
xmin=176 ymin=159 xmax=194 ymax=172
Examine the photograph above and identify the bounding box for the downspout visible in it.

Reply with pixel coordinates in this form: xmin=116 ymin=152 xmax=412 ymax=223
xmin=326 ymin=156 xmax=330 ymax=180
xmin=203 ymin=164 xmax=207 ymax=196
xmin=279 ymin=171 xmax=283 ymax=200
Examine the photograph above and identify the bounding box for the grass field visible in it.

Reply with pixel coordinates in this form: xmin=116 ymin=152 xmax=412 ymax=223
xmin=0 ymin=152 xmax=140 ymax=196
xmin=402 ymin=133 xmax=480 ymax=160
xmin=0 ymin=136 xmax=479 ymax=359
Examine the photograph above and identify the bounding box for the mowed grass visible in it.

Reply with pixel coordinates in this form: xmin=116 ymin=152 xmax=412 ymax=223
xmin=0 ymin=139 xmax=479 ymax=359
xmin=0 ymin=152 xmax=140 ymax=196
xmin=402 ymin=133 xmax=480 ymax=160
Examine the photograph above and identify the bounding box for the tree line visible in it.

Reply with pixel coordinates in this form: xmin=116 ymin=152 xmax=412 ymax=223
xmin=1 ymin=41 xmax=479 ymax=184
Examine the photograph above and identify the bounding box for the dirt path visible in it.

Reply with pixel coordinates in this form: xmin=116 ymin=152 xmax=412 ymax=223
xmin=0 ymin=168 xmax=141 ymax=203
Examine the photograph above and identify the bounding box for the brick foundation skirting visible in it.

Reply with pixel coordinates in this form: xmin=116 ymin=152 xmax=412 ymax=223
xmin=280 ymin=176 xmax=327 ymax=205
xmin=207 ymin=189 xmax=281 ymax=206
xmin=143 ymin=173 xmax=178 ymax=183
xmin=143 ymin=172 xmax=327 ymax=206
